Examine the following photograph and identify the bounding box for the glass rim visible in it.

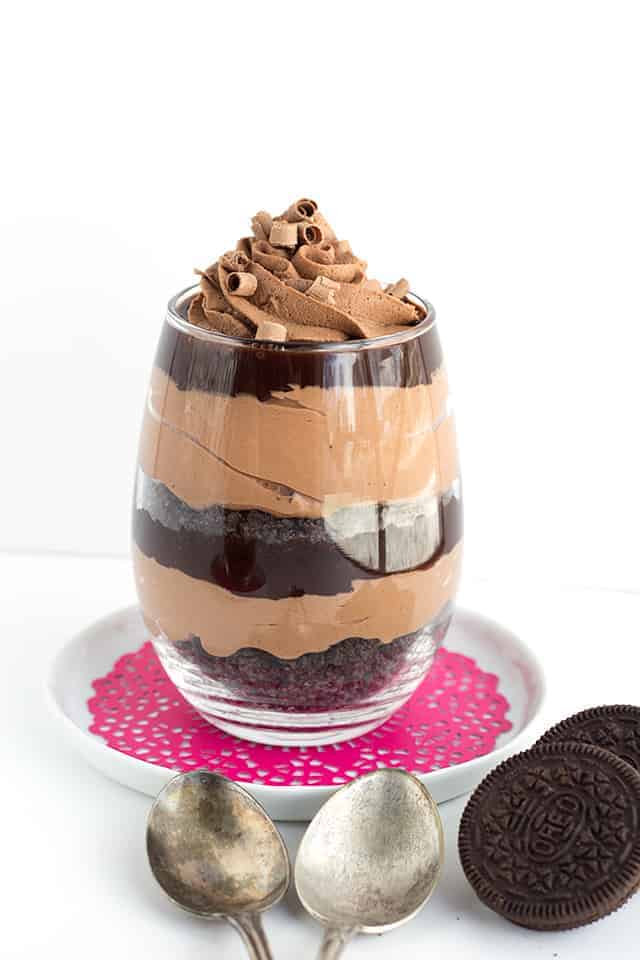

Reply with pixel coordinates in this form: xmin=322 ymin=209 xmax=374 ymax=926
xmin=166 ymin=284 xmax=436 ymax=353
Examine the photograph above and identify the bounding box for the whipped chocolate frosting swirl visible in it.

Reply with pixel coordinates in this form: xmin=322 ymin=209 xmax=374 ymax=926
xmin=188 ymin=198 xmax=426 ymax=342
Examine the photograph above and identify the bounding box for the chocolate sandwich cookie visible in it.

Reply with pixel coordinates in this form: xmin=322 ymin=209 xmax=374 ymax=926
xmin=538 ymin=705 xmax=640 ymax=773
xmin=458 ymin=743 xmax=640 ymax=931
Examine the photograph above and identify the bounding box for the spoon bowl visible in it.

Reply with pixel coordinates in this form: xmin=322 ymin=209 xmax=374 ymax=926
xmin=147 ymin=771 xmax=290 ymax=959
xmin=295 ymin=768 xmax=444 ymax=956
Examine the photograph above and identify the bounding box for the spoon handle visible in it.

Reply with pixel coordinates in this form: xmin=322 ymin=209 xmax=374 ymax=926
xmin=228 ymin=913 xmax=273 ymax=960
xmin=317 ymin=927 xmax=356 ymax=960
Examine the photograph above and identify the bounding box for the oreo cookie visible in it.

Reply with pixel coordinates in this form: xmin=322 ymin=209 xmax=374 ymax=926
xmin=538 ymin=705 xmax=640 ymax=773
xmin=458 ymin=742 xmax=640 ymax=930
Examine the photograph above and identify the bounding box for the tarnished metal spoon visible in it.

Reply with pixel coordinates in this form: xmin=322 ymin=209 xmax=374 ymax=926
xmin=146 ymin=771 xmax=290 ymax=960
xmin=295 ymin=768 xmax=444 ymax=959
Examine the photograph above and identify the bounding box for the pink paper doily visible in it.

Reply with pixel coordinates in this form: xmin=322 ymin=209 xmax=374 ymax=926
xmin=89 ymin=643 xmax=512 ymax=786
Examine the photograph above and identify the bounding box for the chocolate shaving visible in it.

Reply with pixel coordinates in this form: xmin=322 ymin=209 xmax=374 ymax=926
xmin=307 ymin=275 xmax=340 ymax=305
xmin=385 ymin=278 xmax=410 ymax=299
xmin=269 ymin=220 xmax=298 ymax=249
xmin=256 ymin=319 xmax=287 ymax=342
xmin=298 ymin=222 xmax=323 ymax=245
xmin=251 ymin=211 xmax=272 ymax=241
xmin=220 ymin=250 xmax=251 ymax=273
xmin=227 ymin=272 xmax=258 ymax=296
xmin=282 ymin=197 xmax=318 ymax=221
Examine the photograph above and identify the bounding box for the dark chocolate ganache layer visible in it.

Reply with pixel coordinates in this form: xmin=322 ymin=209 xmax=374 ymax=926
xmin=133 ymin=471 xmax=462 ymax=599
xmin=157 ymin=308 xmax=442 ymax=399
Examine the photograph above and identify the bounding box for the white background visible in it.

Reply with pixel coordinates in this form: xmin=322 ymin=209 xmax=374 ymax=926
xmin=2 ymin=0 xmax=639 ymax=588
xmin=2 ymin=1 xmax=640 ymax=958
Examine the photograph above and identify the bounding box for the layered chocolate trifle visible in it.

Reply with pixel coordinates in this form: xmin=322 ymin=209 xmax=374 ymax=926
xmin=133 ymin=199 xmax=462 ymax=743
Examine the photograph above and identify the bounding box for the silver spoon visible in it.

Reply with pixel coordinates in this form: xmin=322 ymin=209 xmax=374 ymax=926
xmin=146 ymin=770 xmax=290 ymax=960
xmin=295 ymin=768 xmax=444 ymax=959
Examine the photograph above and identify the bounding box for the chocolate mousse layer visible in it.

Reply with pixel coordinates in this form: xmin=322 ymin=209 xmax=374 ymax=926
xmin=139 ymin=365 xmax=456 ymax=516
xmin=134 ymin=539 xmax=462 ymax=659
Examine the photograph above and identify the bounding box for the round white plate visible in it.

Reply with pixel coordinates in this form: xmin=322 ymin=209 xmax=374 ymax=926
xmin=46 ymin=605 xmax=546 ymax=821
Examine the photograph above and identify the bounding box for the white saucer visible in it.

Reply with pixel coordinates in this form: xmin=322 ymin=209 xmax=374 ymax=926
xmin=46 ymin=606 xmax=546 ymax=821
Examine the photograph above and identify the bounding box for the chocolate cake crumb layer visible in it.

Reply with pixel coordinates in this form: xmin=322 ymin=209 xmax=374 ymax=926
xmin=167 ymin=613 xmax=451 ymax=710
xmin=140 ymin=365 xmax=457 ymax=517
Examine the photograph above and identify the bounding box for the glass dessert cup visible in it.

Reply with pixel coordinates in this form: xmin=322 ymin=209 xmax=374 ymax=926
xmin=132 ymin=286 xmax=462 ymax=745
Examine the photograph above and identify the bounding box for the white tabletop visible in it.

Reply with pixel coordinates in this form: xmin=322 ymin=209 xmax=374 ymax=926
xmin=4 ymin=552 xmax=640 ymax=959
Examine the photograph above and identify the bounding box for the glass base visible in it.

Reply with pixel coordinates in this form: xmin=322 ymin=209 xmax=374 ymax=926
xmin=153 ymin=638 xmax=424 ymax=745
xmin=150 ymin=609 xmax=452 ymax=746
xmin=186 ymin=708 xmax=404 ymax=747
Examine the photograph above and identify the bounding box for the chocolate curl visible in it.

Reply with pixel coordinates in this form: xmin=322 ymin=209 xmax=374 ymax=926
xmin=251 ymin=211 xmax=272 ymax=241
xmin=298 ymin=221 xmax=324 ymax=245
xmin=255 ymin=319 xmax=287 ymax=342
xmin=298 ymin=197 xmax=318 ymax=217
xmin=385 ymin=278 xmax=410 ymax=299
xmin=269 ymin=220 xmax=299 ymax=248
xmin=220 ymin=249 xmax=251 ymax=273
xmin=218 ymin=261 xmax=287 ymax=332
xmin=312 ymin=211 xmax=336 ymax=242
xmin=283 ymin=197 xmax=318 ymax=221
xmin=335 ymin=240 xmax=352 ymax=257
xmin=307 ymin=275 xmax=340 ymax=305
xmin=227 ymin=271 xmax=258 ymax=296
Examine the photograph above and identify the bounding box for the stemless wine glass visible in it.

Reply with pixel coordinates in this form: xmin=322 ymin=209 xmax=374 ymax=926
xmin=132 ymin=286 xmax=462 ymax=745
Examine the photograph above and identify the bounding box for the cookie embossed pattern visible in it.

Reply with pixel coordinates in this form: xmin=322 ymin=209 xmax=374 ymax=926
xmin=459 ymin=742 xmax=640 ymax=931
xmin=538 ymin=705 xmax=640 ymax=772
